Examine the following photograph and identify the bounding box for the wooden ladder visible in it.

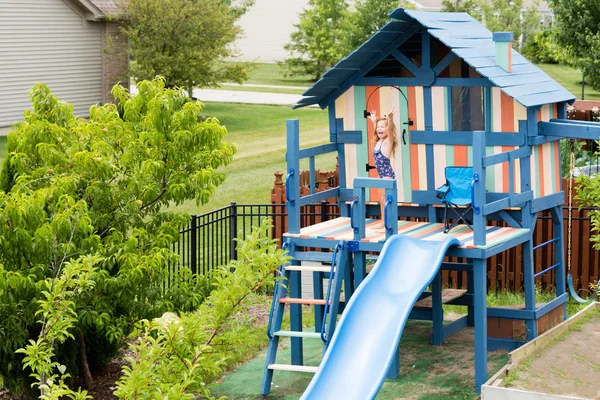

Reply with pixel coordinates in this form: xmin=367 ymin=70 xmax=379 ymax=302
xmin=260 ymin=242 xmax=350 ymax=396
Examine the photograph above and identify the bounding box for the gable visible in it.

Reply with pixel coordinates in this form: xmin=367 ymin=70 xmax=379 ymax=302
xmin=294 ymin=8 xmax=575 ymax=110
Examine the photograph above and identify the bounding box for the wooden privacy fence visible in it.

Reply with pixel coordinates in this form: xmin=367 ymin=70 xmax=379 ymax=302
xmin=271 ymin=173 xmax=599 ymax=295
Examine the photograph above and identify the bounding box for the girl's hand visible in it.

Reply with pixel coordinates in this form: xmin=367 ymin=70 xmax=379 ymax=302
xmin=388 ymin=107 xmax=396 ymax=119
xmin=369 ymin=110 xmax=377 ymax=124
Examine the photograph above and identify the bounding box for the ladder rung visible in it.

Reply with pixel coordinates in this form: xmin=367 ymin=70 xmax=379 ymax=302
xmin=268 ymin=364 xmax=319 ymax=373
xmin=284 ymin=265 xmax=333 ymax=273
xmin=274 ymin=330 xmax=322 ymax=338
xmin=279 ymin=298 xmax=327 ymax=305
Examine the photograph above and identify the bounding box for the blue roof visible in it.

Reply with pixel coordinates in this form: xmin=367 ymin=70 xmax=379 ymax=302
xmin=294 ymin=8 xmax=575 ymax=109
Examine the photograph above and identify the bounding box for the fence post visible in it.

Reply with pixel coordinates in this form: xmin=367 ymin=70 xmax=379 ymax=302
xmin=190 ymin=215 xmax=197 ymax=275
xmin=229 ymin=202 xmax=238 ymax=261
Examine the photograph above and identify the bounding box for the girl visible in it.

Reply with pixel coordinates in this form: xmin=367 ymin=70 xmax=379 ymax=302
xmin=369 ymin=108 xmax=397 ymax=229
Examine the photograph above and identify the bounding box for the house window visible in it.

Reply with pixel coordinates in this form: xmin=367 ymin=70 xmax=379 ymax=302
xmin=451 ymin=86 xmax=485 ymax=132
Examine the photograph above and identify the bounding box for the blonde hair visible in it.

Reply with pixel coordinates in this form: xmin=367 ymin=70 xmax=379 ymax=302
xmin=371 ymin=116 xmax=398 ymax=155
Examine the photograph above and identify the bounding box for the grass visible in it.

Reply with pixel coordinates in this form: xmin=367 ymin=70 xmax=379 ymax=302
xmin=536 ymin=63 xmax=600 ymax=100
xmin=220 ymin=84 xmax=306 ymax=95
xmin=223 ymin=62 xmax=600 ymax=101
xmin=445 ymin=289 xmax=589 ymax=318
xmin=212 ymin=290 xmax=590 ymax=399
xmin=168 ymin=102 xmax=331 ymax=215
xmin=224 ymin=62 xmax=314 ymax=88
xmin=212 ymin=318 xmax=509 ymax=400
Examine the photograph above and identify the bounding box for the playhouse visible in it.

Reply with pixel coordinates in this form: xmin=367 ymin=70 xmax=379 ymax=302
xmin=262 ymin=8 xmax=600 ymax=398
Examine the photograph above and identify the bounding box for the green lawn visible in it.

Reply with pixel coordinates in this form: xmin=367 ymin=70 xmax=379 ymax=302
xmin=536 ymin=63 xmax=600 ymax=100
xmin=220 ymin=62 xmax=600 ymax=100
xmin=224 ymin=62 xmax=314 ymax=88
xmin=219 ymin=84 xmax=306 ymax=95
xmin=167 ymin=102 xmax=331 ymax=215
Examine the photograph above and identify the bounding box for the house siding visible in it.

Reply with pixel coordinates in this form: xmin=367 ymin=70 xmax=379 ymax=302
xmin=0 ymin=0 xmax=103 ymax=127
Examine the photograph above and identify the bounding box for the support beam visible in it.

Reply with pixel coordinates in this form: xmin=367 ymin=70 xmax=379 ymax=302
xmin=473 ymin=258 xmax=488 ymax=392
xmin=539 ymin=120 xmax=600 ymax=140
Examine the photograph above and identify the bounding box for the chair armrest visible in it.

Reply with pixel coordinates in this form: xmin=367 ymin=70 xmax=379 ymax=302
xmin=435 ymin=184 xmax=450 ymax=199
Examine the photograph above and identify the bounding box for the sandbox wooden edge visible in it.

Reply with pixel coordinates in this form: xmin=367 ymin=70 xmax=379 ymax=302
xmin=481 ymin=302 xmax=599 ymax=400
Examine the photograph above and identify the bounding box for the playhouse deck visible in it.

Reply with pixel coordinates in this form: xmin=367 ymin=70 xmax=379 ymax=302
xmin=285 ymin=217 xmax=530 ymax=250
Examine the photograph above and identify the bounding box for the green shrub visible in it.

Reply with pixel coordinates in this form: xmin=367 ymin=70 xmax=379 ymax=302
xmin=523 ymin=29 xmax=569 ymax=64
xmin=2 ymin=77 xmax=234 ymax=394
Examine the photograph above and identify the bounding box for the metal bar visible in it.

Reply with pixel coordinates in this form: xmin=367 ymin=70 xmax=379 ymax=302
xmin=533 ymin=237 xmax=559 ymax=251
xmin=534 ymin=263 xmax=560 ymax=279
xmin=190 ymin=215 xmax=197 ymax=274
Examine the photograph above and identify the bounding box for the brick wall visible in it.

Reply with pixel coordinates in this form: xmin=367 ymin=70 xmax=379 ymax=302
xmin=101 ymin=21 xmax=129 ymax=104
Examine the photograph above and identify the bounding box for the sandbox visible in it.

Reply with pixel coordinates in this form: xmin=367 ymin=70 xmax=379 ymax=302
xmin=482 ymin=302 xmax=600 ymax=400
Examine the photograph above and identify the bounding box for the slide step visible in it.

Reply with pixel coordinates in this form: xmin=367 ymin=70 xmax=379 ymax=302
xmin=274 ymin=330 xmax=321 ymax=339
xmin=279 ymin=295 xmax=345 ymax=305
xmin=285 ymin=265 xmax=333 ymax=273
xmin=414 ymin=289 xmax=467 ymax=309
xmin=279 ymin=298 xmax=326 ymax=305
xmin=268 ymin=364 xmax=319 ymax=373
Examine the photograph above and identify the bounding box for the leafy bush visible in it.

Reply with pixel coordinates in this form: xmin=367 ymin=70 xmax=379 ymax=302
xmin=523 ymin=29 xmax=569 ymax=64
xmin=114 ymin=220 xmax=289 ymax=399
xmin=1 ymin=77 xmax=234 ymax=393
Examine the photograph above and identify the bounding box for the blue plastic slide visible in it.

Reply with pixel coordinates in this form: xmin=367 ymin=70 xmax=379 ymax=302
xmin=301 ymin=235 xmax=460 ymax=400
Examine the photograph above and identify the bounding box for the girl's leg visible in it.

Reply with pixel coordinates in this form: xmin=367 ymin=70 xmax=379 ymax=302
xmin=379 ymin=188 xmax=386 ymax=227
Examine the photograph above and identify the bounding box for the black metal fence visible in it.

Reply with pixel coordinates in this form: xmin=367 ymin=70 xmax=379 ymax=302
xmin=173 ymin=202 xmax=341 ymax=275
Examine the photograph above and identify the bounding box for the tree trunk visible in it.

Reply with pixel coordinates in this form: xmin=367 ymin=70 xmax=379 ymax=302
xmin=78 ymin=329 xmax=94 ymax=388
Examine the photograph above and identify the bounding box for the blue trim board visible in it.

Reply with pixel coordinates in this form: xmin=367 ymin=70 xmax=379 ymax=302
xmin=328 ymin=105 xmax=337 ymax=142
xmin=441 ymin=262 xmax=473 ymax=272
xmin=354 ymin=177 xmax=397 ymax=189
xmin=531 ymin=192 xmax=564 ymax=213
xmin=497 ymin=210 xmax=522 ymax=228
xmin=438 ymin=315 xmax=469 ymax=343
xmin=535 ymin=293 xmax=568 ymax=319
xmin=287 ymin=120 xmax=301 ymax=233
xmin=411 ymin=130 xmax=524 ymax=147
xmin=539 ymin=120 xmax=600 ymax=140
xmin=281 ymin=237 xmax=346 ymax=249
xmin=293 ymin=252 xmax=339 ymax=262
xmin=433 ymin=51 xmax=457 ymax=75
xmin=355 ymin=77 xmax=494 ymax=87
xmin=299 ymin=188 xmax=340 ymax=206
xmin=298 ymin=143 xmax=338 ymax=159
xmin=488 ymin=338 xmax=526 ymax=352
xmin=392 ymin=49 xmax=420 ymax=76
xmin=317 ymin=23 xmax=421 ymax=109
xmin=337 ymin=130 xmax=363 ymax=144
xmin=487 ymin=307 xmax=533 ymax=320
xmin=528 ymin=135 xmax=561 ymax=145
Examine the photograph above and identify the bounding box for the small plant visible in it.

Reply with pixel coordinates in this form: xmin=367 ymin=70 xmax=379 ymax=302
xmin=114 ymin=220 xmax=289 ymax=399
xmin=1 ymin=77 xmax=235 ymax=393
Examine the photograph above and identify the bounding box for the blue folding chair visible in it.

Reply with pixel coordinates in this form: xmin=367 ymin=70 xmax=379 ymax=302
xmin=435 ymin=167 xmax=474 ymax=234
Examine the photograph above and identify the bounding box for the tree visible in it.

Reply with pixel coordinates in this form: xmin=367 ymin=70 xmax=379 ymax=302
xmin=122 ymin=0 xmax=254 ymax=96
xmin=478 ymin=0 xmax=540 ymax=53
xmin=442 ymin=0 xmax=540 ymax=53
xmin=441 ymin=0 xmax=480 ymax=16
xmin=0 ymin=78 xmax=233 ymax=392
xmin=282 ymin=0 xmax=351 ymax=81
xmin=548 ymin=0 xmax=600 ymax=90
xmin=343 ymin=0 xmax=414 ymax=55
xmin=113 ymin=221 xmax=288 ymax=399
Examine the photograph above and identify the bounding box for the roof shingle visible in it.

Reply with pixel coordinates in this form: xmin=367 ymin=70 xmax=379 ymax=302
xmin=294 ymin=8 xmax=575 ymax=109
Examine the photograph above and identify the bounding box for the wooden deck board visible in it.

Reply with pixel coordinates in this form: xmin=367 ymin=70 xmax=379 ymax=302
xmin=285 ymin=217 xmax=529 ymax=250
xmin=414 ymin=289 xmax=467 ymax=309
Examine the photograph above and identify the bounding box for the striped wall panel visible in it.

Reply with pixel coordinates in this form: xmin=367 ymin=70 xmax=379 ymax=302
xmin=335 ymin=83 xmax=562 ymax=201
